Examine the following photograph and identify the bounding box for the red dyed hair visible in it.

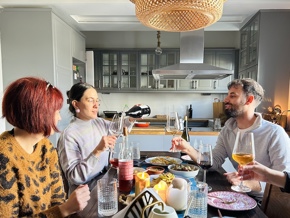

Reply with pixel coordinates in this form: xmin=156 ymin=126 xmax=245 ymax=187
xmin=2 ymin=77 xmax=63 ymax=136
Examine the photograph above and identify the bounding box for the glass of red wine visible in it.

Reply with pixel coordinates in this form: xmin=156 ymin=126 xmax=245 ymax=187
xmin=197 ymin=144 xmax=213 ymax=191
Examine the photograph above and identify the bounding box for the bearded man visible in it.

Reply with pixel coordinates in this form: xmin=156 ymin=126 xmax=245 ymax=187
xmin=171 ymin=78 xmax=290 ymax=202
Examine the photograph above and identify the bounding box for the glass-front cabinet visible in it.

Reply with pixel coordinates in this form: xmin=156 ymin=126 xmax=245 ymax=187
xmin=139 ymin=52 xmax=157 ymax=90
xmin=95 ymin=51 xmax=138 ymax=91
xmin=94 ymin=48 xmax=237 ymax=93
xmin=239 ymin=15 xmax=259 ymax=70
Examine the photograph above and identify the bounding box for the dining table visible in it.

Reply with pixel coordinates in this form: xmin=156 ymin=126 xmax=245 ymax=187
xmin=70 ymin=151 xmax=267 ymax=218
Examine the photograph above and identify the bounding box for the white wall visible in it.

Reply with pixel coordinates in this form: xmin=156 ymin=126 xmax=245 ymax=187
xmin=97 ymin=92 xmax=227 ymax=119
xmin=0 ymin=32 xmax=4 ymax=133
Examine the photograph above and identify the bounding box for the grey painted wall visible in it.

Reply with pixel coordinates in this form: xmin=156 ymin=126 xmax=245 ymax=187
xmin=83 ymin=31 xmax=240 ymax=49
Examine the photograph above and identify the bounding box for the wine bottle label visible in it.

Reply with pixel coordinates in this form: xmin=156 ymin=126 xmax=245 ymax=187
xmin=118 ymin=160 xmax=133 ymax=180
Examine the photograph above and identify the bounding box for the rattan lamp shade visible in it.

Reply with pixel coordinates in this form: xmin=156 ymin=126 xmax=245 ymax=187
xmin=130 ymin=0 xmax=226 ymax=32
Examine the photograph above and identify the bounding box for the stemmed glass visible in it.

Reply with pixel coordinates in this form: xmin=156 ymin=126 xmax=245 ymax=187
xmin=108 ymin=113 xmax=124 ymax=167
xmin=231 ymin=131 xmax=255 ymax=192
xmin=166 ymin=112 xmax=180 ymax=152
xmin=197 ymin=144 xmax=213 ymax=191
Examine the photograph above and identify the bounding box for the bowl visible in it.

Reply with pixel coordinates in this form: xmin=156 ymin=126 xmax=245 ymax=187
xmin=168 ymin=164 xmax=199 ymax=178
xmin=135 ymin=122 xmax=150 ymax=127
xmin=146 ymin=166 xmax=165 ymax=175
xmin=103 ymin=111 xmax=118 ymax=118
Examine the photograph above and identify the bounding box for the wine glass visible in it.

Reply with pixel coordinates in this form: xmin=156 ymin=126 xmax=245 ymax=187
xmin=166 ymin=112 xmax=180 ymax=152
xmin=108 ymin=113 xmax=124 ymax=166
xmin=231 ymin=131 xmax=255 ymax=192
xmin=197 ymin=144 xmax=213 ymax=191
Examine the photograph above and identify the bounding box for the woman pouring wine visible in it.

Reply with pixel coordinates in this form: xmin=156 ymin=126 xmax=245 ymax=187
xmin=57 ymin=82 xmax=147 ymax=196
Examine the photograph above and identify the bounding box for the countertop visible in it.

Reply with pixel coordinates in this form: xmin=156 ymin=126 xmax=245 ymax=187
xmin=130 ymin=125 xmax=220 ymax=136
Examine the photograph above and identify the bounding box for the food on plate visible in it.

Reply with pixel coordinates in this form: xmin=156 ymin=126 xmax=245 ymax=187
xmin=170 ymin=164 xmax=198 ymax=171
xmin=146 ymin=166 xmax=165 ymax=175
xmin=150 ymin=172 xmax=175 ymax=187
xmin=150 ymin=156 xmax=179 ymax=165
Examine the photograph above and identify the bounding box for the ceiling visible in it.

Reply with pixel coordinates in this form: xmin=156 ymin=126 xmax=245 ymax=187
xmin=1 ymin=0 xmax=290 ymax=32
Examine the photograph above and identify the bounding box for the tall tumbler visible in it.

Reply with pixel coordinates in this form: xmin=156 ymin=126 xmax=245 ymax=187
xmin=97 ymin=178 xmax=118 ymax=216
xmin=186 ymin=181 xmax=208 ymax=218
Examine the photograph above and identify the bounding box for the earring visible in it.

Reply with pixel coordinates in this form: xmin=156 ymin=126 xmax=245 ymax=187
xmin=75 ymin=108 xmax=80 ymax=113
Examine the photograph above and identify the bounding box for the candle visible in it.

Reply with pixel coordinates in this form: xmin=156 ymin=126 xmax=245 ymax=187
xmin=135 ymin=172 xmax=150 ymax=196
xmin=153 ymin=180 xmax=168 ymax=202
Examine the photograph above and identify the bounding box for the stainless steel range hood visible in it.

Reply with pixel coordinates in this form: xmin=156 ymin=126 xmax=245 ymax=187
xmin=152 ymin=29 xmax=233 ymax=80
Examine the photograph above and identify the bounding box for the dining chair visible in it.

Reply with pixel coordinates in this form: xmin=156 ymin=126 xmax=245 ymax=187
xmin=261 ymin=183 xmax=290 ymax=218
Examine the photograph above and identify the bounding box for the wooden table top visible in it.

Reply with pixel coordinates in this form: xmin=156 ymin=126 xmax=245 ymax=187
xmin=71 ymin=151 xmax=267 ymax=218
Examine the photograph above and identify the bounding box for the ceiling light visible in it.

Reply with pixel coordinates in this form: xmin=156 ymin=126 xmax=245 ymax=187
xmin=155 ymin=31 xmax=162 ymax=55
xmin=130 ymin=0 xmax=227 ymax=32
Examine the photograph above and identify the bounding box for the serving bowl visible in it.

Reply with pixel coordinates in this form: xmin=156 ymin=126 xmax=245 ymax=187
xmin=168 ymin=164 xmax=199 ymax=178
xmin=146 ymin=166 xmax=165 ymax=175
xmin=103 ymin=111 xmax=118 ymax=118
xmin=135 ymin=122 xmax=150 ymax=127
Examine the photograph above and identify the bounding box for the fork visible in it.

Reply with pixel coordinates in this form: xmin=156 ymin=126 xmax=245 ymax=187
xmin=208 ymin=195 xmax=237 ymax=204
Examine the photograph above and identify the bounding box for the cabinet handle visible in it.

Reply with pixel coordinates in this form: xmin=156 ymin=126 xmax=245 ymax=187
xmin=214 ymin=80 xmax=217 ymax=89
xmin=195 ymin=80 xmax=197 ymax=89
xmin=118 ymin=80 xmax=121 ymax=89
xmin=191 ymin=80 xmax=194 ymax=89
xmin=98 ymin=80 xmax=101 ymax=88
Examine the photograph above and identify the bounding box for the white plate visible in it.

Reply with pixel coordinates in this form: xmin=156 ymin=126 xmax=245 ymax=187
xmin=145 ymin=156 xmax=182 ymax=166
xmin=181 ymin=155 xmax=195 ymax=164
xmin=207 ymin=191 xmax=257 ymax=211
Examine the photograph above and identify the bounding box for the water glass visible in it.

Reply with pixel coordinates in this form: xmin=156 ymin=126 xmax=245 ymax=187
xmin=186 ymin=182 xmax=208 ymax=218
xmin=214 ymin=118 xmax=221 ymax=130
xmin=130 ymin=141 xmax=140 ymax=160
xmin=97 ymin=178 xmax=118 ymax=216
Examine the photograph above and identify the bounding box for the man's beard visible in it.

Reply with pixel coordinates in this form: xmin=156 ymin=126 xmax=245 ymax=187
xmin=224 ymin=103 xmax=244 ymax=118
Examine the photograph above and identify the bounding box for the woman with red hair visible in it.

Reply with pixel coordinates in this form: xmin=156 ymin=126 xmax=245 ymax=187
xmin=0 ymin=77 xmax=90 ymax=217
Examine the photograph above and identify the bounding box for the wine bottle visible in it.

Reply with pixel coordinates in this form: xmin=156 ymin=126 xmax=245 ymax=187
xmin=188 ymin=105 xmax=193 ymax=119
xmin=118 ymin=127 xmax=133 ymax=193
xmin=120 ymin=105 xmax=151 ymax=118
xmin=181 ymin=116 xmax=190 ymax=142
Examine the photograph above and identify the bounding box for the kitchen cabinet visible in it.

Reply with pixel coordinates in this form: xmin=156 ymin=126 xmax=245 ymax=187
xmin=94 ymin=48 xmax=237 ymax=93
xmin=95 ymin=50 xmax=138 ymax=91
xmin=239 ymin=16 xmax=259 ymax=71
xmin=0 ymin=8 xmax=86 ymax=145
xmin=238 ymin=65 xmax=258 ymax=81
xmin=237 ymin=10 xmax=290 ymax=117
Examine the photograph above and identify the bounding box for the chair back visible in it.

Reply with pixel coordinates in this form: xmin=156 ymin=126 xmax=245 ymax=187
xmin=261 ymin=183 xmax=290 ymax=218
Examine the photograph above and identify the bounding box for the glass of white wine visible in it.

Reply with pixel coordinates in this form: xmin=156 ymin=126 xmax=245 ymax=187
xmin=166 ymin=111 xmax=180 ymax=152
xmin=231 ymin=131 xmax=255 ymax=192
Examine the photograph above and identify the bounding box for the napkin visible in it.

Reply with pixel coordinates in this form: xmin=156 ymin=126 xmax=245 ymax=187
xmin=113 ymin=188 xmax=163 ymax=218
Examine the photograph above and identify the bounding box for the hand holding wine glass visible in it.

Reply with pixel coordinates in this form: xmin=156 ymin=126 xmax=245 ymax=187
xmin=197 ymin=144 xmax=213 ymax=191
xmin=108 ymin=113 xmax=124 ymax=167
xmin=231 ymin=131 xmax=255 ymax=192
xmin=166 ymin=112 xmax=180 ymax=152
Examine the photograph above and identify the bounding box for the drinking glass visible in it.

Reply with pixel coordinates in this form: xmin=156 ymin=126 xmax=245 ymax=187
xmin=231 ymin=131 xmax=255 ymax=192
xmin=197 ymin=144 xmax=213 ymax=191
xmin=97 ymin=178 xmax=118 ymax=216
xmin=108 ymin=113 xmax=124 ymax=166
xmin=166 ymin=112 xmax=180 ymax=152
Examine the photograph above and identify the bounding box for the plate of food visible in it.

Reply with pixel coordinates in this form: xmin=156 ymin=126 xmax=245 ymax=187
xmin=145 ymin=156 xmax=182 ymax=166
xmin=181 ymin=154 xmax=195 ymax=164
xmin=207 ymin=191 xmax=257 ymax=211
xmin=168 ymin=163 xmax=199 ymax=178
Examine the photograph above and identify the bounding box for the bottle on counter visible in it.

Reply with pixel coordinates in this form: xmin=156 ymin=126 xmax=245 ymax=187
xmin=188 ymin=104 xmax=193 ymax=119
xmin=181 ymin=115 xmax=190 ymax=142
xmin=118 ymin=127 xmax=134 ymax=193
xmin=120 ymin=104 xmax=151 ymax=118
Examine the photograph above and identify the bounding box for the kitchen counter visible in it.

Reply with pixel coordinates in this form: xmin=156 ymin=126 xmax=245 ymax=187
xmin=130 ymin=125 xmax=220 ymax=136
